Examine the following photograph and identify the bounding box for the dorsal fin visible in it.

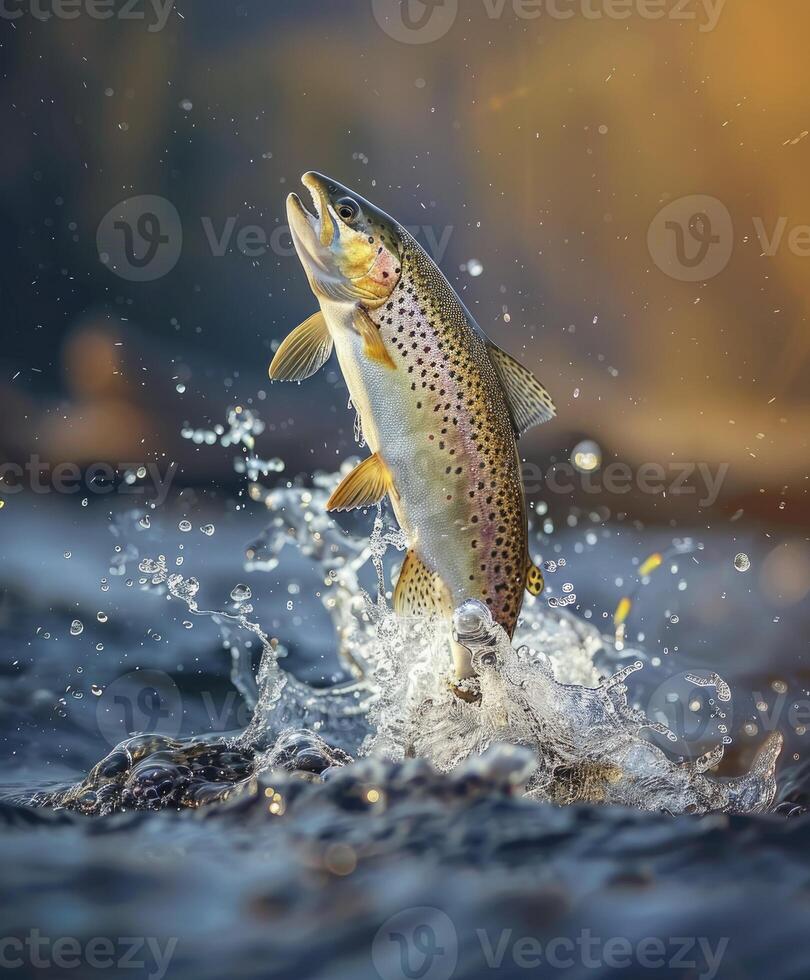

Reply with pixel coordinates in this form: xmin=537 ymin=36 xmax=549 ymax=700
xmin=487 ymin=343 xmax=556 ymax=437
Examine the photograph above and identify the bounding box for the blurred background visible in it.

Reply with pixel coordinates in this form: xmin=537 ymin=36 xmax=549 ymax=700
xmin=1 ymin=0 xmax=809 ymax=772
xmin=1 ymin=0 xmax=808 ymax=517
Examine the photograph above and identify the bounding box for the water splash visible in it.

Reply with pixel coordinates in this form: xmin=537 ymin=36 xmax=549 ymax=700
xmin=38 ymin=412 xmax=784 ymax=817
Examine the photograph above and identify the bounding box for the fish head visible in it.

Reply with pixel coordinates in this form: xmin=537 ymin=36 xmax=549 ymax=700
xmin=287 ymin=172 xmax=403 ymax=307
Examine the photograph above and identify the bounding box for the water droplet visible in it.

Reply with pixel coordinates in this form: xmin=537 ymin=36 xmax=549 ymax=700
xmin=670 ymin=614 xmax=680 ymax=624
xmin=230 ymin=583 xmax=252 ymax=602
xmin=733 ymin=552 xmax=750 ymax=572
xmin=562 ymin=582 xmax=574 ymax=593
xmin=182 ymin=621 xmax=193 ymax=629
xmin=97 ymin=612 xmax=108 ymax=623
xmin=95 ymin=643 xmax=104 ymax=652
xmin=91 ymin=684 xmax=103 ymax=697
xmin=70 ymin=619 xmax=84 ymax=636
xmin=571 ymin=440 xmax=602 ymax=473
xmin=139 ymin=515 xmax=151 ymax=529
xmin=178 ymin=520 xmax=192 ymax=532
xmin=63 ymin=551 xmax=71 ymax=559
xmin=200 ymin=524 xmax=215 ymax=536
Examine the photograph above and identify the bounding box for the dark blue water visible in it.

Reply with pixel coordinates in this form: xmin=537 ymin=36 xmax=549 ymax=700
xmin=2 ymin=493 xmax=809 ymax=980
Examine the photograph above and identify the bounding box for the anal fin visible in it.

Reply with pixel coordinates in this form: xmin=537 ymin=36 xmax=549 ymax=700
xmin=269 ymin=312 xmax=333 ymax=381
xmin=326 ymin=453 xmax=395 ymax=512
xmin=393 ymin=549 xmax=450 ymax=618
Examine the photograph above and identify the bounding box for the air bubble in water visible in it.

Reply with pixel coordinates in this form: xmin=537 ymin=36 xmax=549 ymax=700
xmin=69 ymin=620 xmax=84 ymax=636
xmin=64 ymin=551 xmax=71 ymax=559
xmin=562 ymin=582 xmax=574 ymax=593
xmin=91 ymin=684 xmax=103 ymax=696
xmin=230 ymin=584 xmax=252 ymax=603
xmin=97 ymin=612 xmax=108 ymax=623
xmin=734 ymin=553 xmax=750 ymax=572
xmin=179 ymin=520 xmax=192 ymax=532
xmin=139 ymin=515 xmax=151 ymax=529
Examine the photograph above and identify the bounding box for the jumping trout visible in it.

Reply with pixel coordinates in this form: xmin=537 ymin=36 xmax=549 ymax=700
xmin=271 ymin=173 xmax=555 ymax=678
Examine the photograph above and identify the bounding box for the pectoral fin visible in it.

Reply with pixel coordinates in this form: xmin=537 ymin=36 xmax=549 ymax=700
xmin=526 ymin=561 xmax=545 ymax=596
xmin=354 ymin=307 xmax=396 ymax=369
xmin=268 ymin=312 xmax=333 ymax=381
xmin=393 ymin=549 xmax=451 ymax=618
xmin=326 ymin=453 xmax=395 ymax=512
xmin=487 ymin=343 xmax=555 ymax=436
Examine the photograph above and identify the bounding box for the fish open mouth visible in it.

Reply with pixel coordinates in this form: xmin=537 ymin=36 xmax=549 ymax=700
xmin=287 ymin=172 xmax=335 ymax=258
xmin=286 ymin=172 xmax=381 ymax=300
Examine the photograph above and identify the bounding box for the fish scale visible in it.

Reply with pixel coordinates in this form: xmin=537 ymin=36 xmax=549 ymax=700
xmin=367 ymin=233 xmax=529 ymax=634
xmin=270 ymin=172 xmax=555 ymax=680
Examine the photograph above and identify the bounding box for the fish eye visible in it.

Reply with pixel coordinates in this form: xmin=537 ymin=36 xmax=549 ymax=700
xmin=480 ymin=652 xmax=497 ymax=667
xmin=335 ymin=197 xmax=359 ymax=223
